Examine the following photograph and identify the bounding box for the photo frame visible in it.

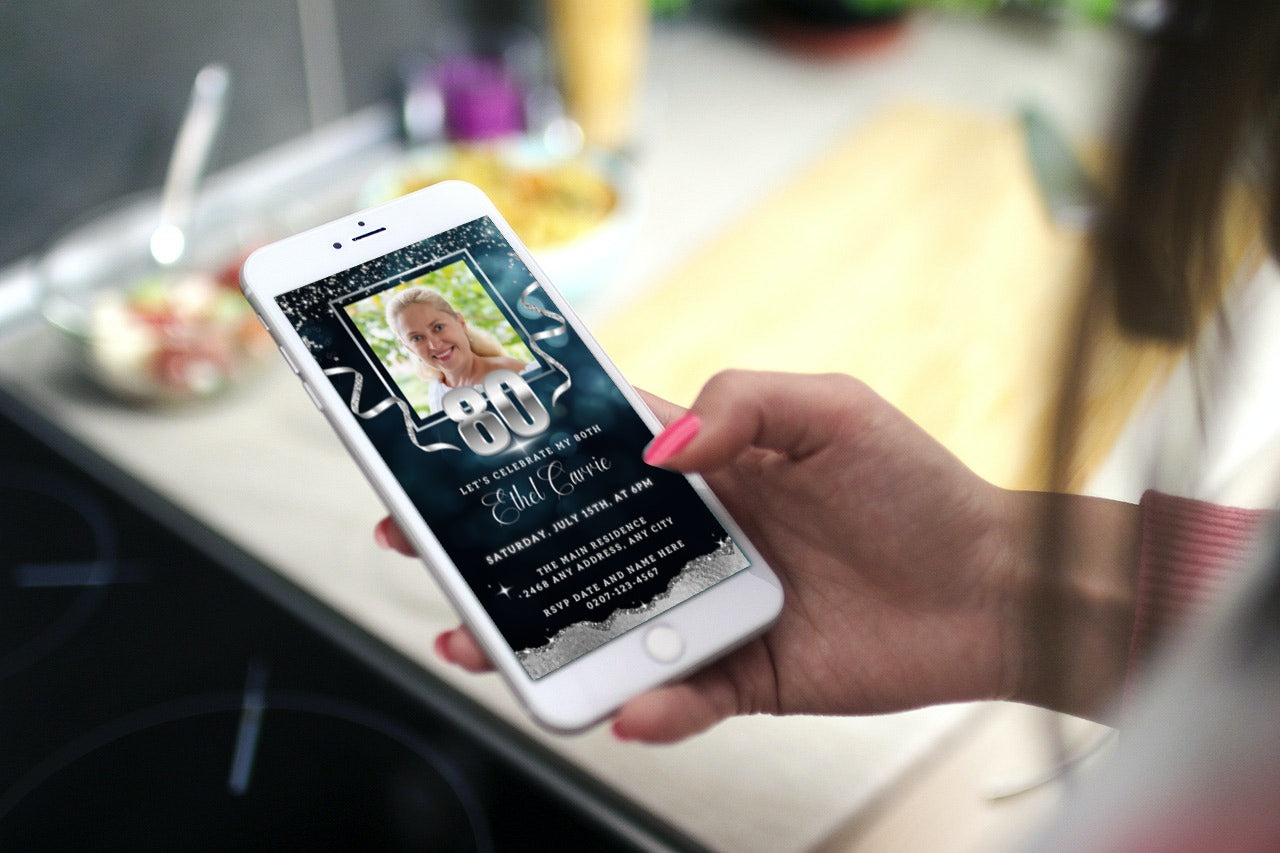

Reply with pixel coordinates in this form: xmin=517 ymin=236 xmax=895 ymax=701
xmin=332 ymin=251 xmax=539 ymax=421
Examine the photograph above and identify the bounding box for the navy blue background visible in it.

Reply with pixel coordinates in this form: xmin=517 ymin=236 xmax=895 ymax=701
xmin=277 ymin=218 xmax=738 ymax=660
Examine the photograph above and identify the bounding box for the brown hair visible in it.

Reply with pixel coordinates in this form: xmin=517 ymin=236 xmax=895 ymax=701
xmin=1035 ymin=1 xmax=1280 ymax=713
xmin=1099 ymin=0 xmax=1280 ymax=342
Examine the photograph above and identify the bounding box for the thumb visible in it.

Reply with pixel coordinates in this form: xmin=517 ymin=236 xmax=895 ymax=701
xmin=643 ymin=370 xmax=853 ymax=472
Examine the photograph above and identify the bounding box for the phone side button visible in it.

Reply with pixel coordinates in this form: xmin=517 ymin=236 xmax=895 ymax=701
xmin=642 ymin=624 xmax=684 ymax=664
xmin=300 ymin=381 xmax=324 ymax=411
xmin=278 ymin=345 xmax=300 ymax=374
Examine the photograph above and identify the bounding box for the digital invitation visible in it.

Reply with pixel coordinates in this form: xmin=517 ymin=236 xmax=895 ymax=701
xmin=276 ymin=216 xmax=749 ymax=678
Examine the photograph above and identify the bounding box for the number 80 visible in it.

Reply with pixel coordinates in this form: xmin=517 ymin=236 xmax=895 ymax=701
xmin=441 ymin=369 xmax=550 ymax=456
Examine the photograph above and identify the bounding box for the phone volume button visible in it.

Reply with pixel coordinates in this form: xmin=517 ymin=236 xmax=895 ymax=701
xmin=277 ymin=345 xmax=300 ymax=374
xmin=300 ymin=381 xmax=324 ymax=411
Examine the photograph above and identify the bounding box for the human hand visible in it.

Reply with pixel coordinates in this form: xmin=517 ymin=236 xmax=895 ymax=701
xmin=377 ymin=371 xmax=1028 ymax=742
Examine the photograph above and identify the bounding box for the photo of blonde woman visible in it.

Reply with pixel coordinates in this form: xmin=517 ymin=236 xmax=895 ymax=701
xmin=341 ymin=259 xmax=536 ymax=417
xmin=384 ymin=286 xmax=532 ymax=415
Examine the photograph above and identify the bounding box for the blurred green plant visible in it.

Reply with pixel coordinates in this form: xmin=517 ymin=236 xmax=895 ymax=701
xmin=847 ymin=0 xmax=1117 ymax=22
xmin=343 ymin=260 xmax=535 ymax=416
xmin=920 ymin=0 xmax=1115 ymax=18
xmin=842 ymin=0 xmax=913 ymax=12
xmin=656 ymin=0 xmax=1119 ymax=23
xmin=650 ymin=0 xmax=692 ymax=15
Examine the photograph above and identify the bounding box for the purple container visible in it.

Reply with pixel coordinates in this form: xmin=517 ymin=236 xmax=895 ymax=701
xmin=437 ymin=58 xmax=525 ymax=142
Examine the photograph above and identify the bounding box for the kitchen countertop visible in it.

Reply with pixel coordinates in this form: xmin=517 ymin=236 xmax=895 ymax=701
xmin=612 ymin=8 xmax=1132 ymax=304
xmin=0 ymin=12 xmax=1140 ymax=851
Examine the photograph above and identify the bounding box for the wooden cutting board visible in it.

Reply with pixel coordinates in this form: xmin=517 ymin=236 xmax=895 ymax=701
xmin=595 ymin=102 xmax=1187 ymax=490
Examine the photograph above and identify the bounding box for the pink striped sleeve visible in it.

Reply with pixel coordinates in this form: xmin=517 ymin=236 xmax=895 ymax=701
xmin=1127 ymin=490 xmax=1268 ymax=679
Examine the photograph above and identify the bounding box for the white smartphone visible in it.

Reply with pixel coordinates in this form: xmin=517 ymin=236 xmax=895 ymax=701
xmin=240 ymin=181 xmax=783 ymax=732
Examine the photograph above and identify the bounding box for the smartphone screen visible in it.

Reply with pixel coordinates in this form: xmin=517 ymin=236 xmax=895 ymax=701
xmin=274 ymin=215 xmax=751 ymax=679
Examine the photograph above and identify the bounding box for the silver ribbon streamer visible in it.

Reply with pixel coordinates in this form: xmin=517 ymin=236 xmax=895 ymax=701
xmin=322 ymin=366 xmax=460 ymax=453
xmin=519 ymin=282 xmax=572 ymax=406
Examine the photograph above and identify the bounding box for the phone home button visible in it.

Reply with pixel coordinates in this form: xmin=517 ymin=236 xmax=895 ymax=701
xmin=643 ymin=624 xmax=684 ymax=664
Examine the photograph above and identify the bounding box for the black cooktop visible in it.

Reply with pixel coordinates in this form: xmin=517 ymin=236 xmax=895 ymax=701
xmin=0 ymin=391 xmax=701 ymax=851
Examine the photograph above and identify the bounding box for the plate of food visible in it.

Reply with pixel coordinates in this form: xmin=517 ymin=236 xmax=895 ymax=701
xmin=361 ymin=140 xmax=641 ymax=304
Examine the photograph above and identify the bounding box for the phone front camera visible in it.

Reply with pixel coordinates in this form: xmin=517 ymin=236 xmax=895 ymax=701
xmin=332 ymin=242 xmax=342 ymax=249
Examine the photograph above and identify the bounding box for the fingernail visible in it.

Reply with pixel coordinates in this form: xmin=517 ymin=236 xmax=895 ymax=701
xmin=373 ymin=522 xmax=391 ymax=550
xmin=433 ymin=632 xmax=454 ymax=663
xmin=610 ymin=720 xmax=632 ymax=741
xmin=643 ymin=413 xmax=701 ymax=466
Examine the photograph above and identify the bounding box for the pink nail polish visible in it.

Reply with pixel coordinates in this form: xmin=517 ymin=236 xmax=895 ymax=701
xmin=643 ymin=413 xmax=701 ymax=466
xmin=611 ymin=720 xmax=632 ymax=741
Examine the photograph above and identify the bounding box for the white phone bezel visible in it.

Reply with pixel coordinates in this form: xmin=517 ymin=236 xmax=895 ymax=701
xmin=241 ymin=181 xmax=783 ymax=732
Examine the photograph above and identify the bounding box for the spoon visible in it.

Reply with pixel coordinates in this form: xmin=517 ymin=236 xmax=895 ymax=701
xmin=149 ymin=63 xmax=231 ymax=267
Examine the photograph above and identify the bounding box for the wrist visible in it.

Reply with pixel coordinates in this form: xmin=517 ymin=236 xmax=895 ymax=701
xmin=999 ymin=491 xmax=1142 ymax=720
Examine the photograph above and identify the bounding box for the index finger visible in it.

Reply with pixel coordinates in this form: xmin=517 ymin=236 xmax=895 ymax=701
xmin=648 ymin=370 xmax=869 ymax=472
xmin=636 ymin=387 xmax=685 ymax=427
